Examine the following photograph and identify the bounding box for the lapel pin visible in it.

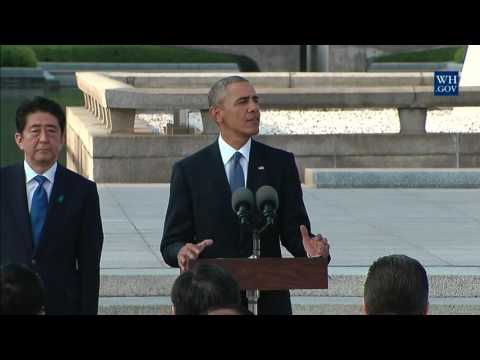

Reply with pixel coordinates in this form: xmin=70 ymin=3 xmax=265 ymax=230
xmin=57 ymin=195 xmax=64 ymax=204
xmin=258 ymin=166 xmax=265 ymax=170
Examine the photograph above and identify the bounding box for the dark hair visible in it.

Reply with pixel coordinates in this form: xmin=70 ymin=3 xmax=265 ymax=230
xmin=208 ymin=76 xmax=249 ymax=108
xmin=364 ymin=255 xmax=429 ymax=315
xmin=15 ymin=96 xmax=66 ymax=134
xmin=0 ymin=263 xmax=46 ymax=315
xmin=171 ymin=263 xmax=241 ymax=315
xmin=206 ymin=303 xmax=254 ymax=315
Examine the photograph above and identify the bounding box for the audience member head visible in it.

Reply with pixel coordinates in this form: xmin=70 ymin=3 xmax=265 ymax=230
xmin=1 ymin=263 xmax=46 ymax=315
xmin=171 ymin=263 xmax=241 ymax=315
xmin=206 ymin=303 xmax=254 ymax=315
xmin=364 ymin=254 xmax=429 ymax=315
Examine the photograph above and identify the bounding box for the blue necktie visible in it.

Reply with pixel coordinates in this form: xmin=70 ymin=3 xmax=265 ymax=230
xmin=229 ymin=152 xmax=245 ymax=192
xmin=31 ymin=175 xmax=49 ymax=249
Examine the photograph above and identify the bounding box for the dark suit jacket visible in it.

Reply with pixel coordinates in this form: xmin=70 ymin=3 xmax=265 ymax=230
xmin=161 ymin=139 xmax=315 ymax=314
xmin=1 ymin=163 xmax=103 ymax=315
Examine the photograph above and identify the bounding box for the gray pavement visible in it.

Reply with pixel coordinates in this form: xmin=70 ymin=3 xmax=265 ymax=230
xmin=98 ymin=184 xmax=480 ymax=270
xmin=97 ymin=184 xmax=480 ymax=314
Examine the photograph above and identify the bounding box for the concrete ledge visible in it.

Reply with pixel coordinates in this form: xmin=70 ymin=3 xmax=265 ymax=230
xmin=291 ymin=72 xmax=435 ymax=87
xmin=305 ymin=169 xmax=480 ymax=188
xmin=104 ymin=72 xmax=435 ymax=88
xmin=40 ymin=62 xmax=239 ymax=71
xmin=98 ymin=296 xmax=480 ymax=315
xmin=106 ymin=72 xmax=291 ymax=89
xmin=99 ymin=269 xmax=480 ymax=298
xmin=76 ymin=72 xmax=134 ymax=108
xmin=73 ymin=71 xmax=480 ymax=136
xmin=66 ymin=109 xmax=480 ymax=183
xmin=0 ymin=67 xmax=45 ymax=78
xmin=1 ymin=67 xmax=51 ymax=88
xmin=41 ymin=63 xmax=239 ymax=87
xmin=292 ymin=296 xmax=480 ymax=315
xmin=369 ymin=62 xmax=463 ymax=72
xmin=75 ymin=72 xmax=480 ymax=111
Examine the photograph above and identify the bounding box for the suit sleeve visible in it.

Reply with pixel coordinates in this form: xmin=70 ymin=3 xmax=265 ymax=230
xmin=278 ymin=153 xmax=331 ymax=263
xmin=160 ymin=162 xmax=194 ymax=267
xmin=278 ymin=152 xmax=310 ymax=257
xmin=78 ymin=182 xmax=104 ymax=315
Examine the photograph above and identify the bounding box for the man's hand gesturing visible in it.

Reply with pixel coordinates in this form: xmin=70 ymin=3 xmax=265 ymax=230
xmin=177 ymin=239 xmax=214 ymax=272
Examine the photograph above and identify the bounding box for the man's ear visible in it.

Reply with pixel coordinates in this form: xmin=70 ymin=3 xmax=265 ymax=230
xmin=171 ymin=305 xmax=176 ymax=315
xmin=15 ymin=132 xmax=24 ymax=151
xmin=209 ymin=106 xmax=222 ymax=126
xmin=362 ymin=300 xmax=368 ymax=315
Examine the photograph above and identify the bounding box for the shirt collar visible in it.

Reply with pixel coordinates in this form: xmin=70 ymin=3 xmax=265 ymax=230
xmin=218 ymin=135 xmax=251 ymax=165
xmin=24 ymin=161 xmax=58 ymax=184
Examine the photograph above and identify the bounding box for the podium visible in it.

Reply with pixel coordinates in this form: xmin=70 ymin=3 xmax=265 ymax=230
xmin=190 ymin=257 xmax=328 ymax=314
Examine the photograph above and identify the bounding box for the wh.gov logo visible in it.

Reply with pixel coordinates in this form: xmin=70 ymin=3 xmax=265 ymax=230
xmin=434 ymin=71 xmax=459 ymax=96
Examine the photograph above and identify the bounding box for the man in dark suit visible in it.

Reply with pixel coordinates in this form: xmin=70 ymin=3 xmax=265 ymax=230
xmin=0 ymin=97 xmax=103 ymax=315
xmin=161 ymin=76 xmax=330 ymax=315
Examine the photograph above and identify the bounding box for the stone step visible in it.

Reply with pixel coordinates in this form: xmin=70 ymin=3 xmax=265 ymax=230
xmin=368 ymin=62 xmax=463 ymax=73
xmin=99 ymin=267 xmax=480 ymax=298
xmin=305 ymin=169 xmax=480 ymax=188
xmin=98 ymin=296 xmax=480 ymax=315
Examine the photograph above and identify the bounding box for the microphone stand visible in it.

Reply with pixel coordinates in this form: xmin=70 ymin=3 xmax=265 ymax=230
xmin=233 ymin=187 xmax=277 ymax=315
xmin=246 ymin=228 xmax=261 ymax=315
xmin=246 ymin=222 xmax=271 ymax=315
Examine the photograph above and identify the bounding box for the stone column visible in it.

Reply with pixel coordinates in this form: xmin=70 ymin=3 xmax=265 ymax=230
xmin=201 ymin=110 xmax=219 ymax=134
xmin=173 ymin=109 xmax=190 ymax=128
xmin=109 ymin=109 xmax=136 ymax=133
xmin=398 ymin=108 xmax=427 ymax=135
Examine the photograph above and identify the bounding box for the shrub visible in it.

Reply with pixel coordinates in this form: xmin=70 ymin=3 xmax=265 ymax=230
xmin=27 ymin=45 xmax=256 ymax=66
xmin=1 ymin=45 xmax=260 ymax=71
xmin=0 ymin=46 xmax=38 ymax=67
xmin=371 ymin=47 xmax=466 ymax=63
xmin=453 ymin=47 xmax=467 ymax=63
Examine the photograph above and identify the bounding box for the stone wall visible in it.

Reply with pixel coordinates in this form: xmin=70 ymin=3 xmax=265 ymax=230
xmin=67 ymin=107 xmax=480 ymax=183
xmin=327 ymin=45 xmax=463 ymax=72
xmin=172 ymin=45 xmax=301 ymax=72
xmin=171 ymin=45 xmax=461 ymax=72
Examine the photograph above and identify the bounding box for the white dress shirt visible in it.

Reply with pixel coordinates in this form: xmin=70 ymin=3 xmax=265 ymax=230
xmin=218 ymin=135 xmax=251 ymax=186
xmin=24 ymin=161 xmax=57 ymax=212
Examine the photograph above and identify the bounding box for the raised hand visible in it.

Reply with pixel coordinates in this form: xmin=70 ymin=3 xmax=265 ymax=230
xmin=177 ymin=239 xmax=214 ymax=272
xmin=300 ymin=225 xmax=330 ymax=258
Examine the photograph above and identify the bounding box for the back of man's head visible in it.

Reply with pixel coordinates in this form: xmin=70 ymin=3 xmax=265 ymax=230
xmin=364 ymin=255 xmax=429 ymax=315
xmin=0 ymin=263 xmax=46 ymax=315
xmin=206 ymin=304 xmax=253 ymax=315
xmin=171 ymin=263 xmax=241 ymax=315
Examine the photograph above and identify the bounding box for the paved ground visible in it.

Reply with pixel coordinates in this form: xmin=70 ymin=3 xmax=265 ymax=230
xmin=98 ymin=184 xmax=480 ymax=270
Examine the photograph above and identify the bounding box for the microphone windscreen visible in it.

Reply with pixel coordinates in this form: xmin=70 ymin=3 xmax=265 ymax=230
xmin=232 ymin=187 xmax=255 ymax=212
xmin=256 ymin=185 xmax=279 ymax=212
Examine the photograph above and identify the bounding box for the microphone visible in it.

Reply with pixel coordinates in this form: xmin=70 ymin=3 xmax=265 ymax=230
xmin=232 ymin=187 xmax=255 ymax=225
xmin=256 ymin=186 xmax=279 ymax=226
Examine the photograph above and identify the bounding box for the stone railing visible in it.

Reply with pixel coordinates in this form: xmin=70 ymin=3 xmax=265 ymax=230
xmin=75 ymin=72 xmax=480 ymax=135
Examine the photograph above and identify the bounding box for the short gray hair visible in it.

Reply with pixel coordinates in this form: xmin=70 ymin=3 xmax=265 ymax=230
xmin=208 ymin=76 xmax=249 ymax=108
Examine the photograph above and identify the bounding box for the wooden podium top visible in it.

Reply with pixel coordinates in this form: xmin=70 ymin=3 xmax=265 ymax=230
xmin=190 ymin=257 xmax=328 ymax=290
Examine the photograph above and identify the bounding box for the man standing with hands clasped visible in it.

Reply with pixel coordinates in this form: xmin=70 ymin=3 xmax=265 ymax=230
xmin=1 ymin=97 xmax=103 ymax=315
xmin=161 ymin=76 xmax=330 ymax=314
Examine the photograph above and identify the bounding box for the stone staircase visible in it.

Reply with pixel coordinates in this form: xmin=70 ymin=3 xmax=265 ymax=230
xmin=98 ymin=267 xmax=480 ymax=315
